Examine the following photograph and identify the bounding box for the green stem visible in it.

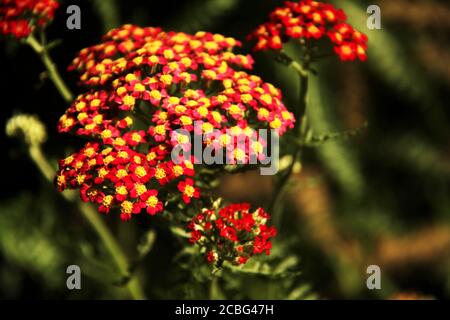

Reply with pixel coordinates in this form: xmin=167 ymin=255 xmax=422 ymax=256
xmin=289 ymin=59 xmax=308 ymax=77
xmin=28 ymin=145 xmax=146 ymax=300
xmin=269 ymin=62 xmax=309 ymax=214
xmin=26 ymin=34 xmax=74 ymax=103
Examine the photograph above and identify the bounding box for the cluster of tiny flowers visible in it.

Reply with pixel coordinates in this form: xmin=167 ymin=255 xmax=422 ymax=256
xmin=0 ymin=0 xmax=59 ymax=38
xmin=187 ymin=203 xmax=277 ymax=265
xmin=248 ymin=0 xmax=368 ymax=61
xmin=56 ymin=25 xmax=295 ymax=221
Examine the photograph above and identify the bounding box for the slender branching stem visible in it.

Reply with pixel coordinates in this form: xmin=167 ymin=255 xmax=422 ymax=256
xmin=26 ymin=34 xmax=74 ymax=103
xmin=269 ymin=56 xmax=310 ymax=214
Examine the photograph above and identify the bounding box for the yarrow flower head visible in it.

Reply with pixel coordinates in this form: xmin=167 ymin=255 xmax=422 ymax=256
xmin=0 ymin=0 xmax=59 ymax=39
xmin=248 ymin=0 xmax=368 ymax=61
xmin=56 ymin=24 xmax=295 ymax=221
xmin=187 ymin=203 xmax=277 ymax=266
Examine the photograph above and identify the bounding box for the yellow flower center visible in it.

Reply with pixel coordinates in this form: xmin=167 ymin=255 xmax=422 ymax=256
xmin=229 ymin=104 xmax=242 ymax=115
xmin=76 ymin=175 xmax=86 ymax=185
xmin=270 ymin=118 xmax=282 ymax=129
xmin=160 ymin=74 xmax=173 ymax=86
xmin=252 ymin=141 xmax=263 ymax=153
xmin=116 ymin=86 xmax=127 ymax=95
xmin=102 ymin=195 xmax=113 ymax=207
xmin=204 ymin=41 xmax=219 ymax=51
xmin=173 ymin=165 xmax=183 ymax=176
xmin=177 ymin=134 xmax=189 ymax=144
xmin=180 ymin=116 xmax=193 ymax=126
xmin=121 ymin=201 xmax=133 ymax=214
xmin=341 ymin=45 xmax=352 ymax=55
xmin=77 ymin=113 xmax=87 ymax=121
xmin=155 ymin=125 xmax=166 ymax=135
xmin=116 ymin=186 xmax=128 ymax=195
xmin=131 ymin=133 xmax=142 ymax=142
xmin=234 ymin=149 xmax=246 ymax=161
xmin=211 ymin=111 xmax=222 ymax=123
xmin=282 ymin=111 xmax=292 ymax=120
xmin=90 ymin=99 xmax=101 ymax=107
xmin=180 ymin=57 xmax=192 ymax=67
xmin=98 ymin=168 xmax=108 ymax=178
xmin=163 ymin=49 xmax=175 ymax=60
xmin=104 ymin=155 xmax=115 ymax=165
xmin=134 ymin=83 xmax=145 ymax=92
xmin=135 ymin=166 xmax=147 ymax=178
xmin=260 ymin=94 xmax=272 ymax=105
xmin=123 ymin=95 xmax=135 ymax=108
xmin=101 ymin=129 xmax=112 ymax=139
xmin=241 ymin=94 xmax=253 ymax=103
xmin=217 ymin=94 xmax=227 ymax=103
xmin=116 ymin=169 xmax=128 ymax=179
xmin=155 ymin=168 xmax=166 ymax=180
xmin=146 ymin=152 xmax=156 ymax=162
xmin=64 ymin=155 xmax=74 ymax=165
xmin=258 ymin=108 xmax=270 ymax=118
xmin=125 ymin=73 xmax=137 ymax=82
xmin=135 ymin=183 xmax=147 ymax=196
xmin=146 ymin=196 xmax=158 ymax=208
xmin=175 ymin=105 xmax=186 ymax=114
xmin=133 ymin=156 xmax=142 ymax=164
xmin=75 ymin=101 xmax=86 ymax=111
xmin=158 ymin=112 xmax=168 ymax=120
xmin=202 ymin=122 xmax=214 ymax=134
xmin=93 ymin=114 xmax=103 ymax=124
xmin=118 ymin=151 xmax=128 ymax=159
xmin=150 ymin=90 xmax=162 ymax=100
xmin=56 ymin=175 xmax=65 ymax=188
xmin=184 ymin=185 xmax=195 ymax=198
xmin=308 ymin=25 xmax=320 ymax=34
xmin=114 ymin=137 xmax=126 ymax=147
xmin=204 ymin=70 xmax=217 ymax=79
xmin=168 ymin=96 xmax=180 ymax=104
xmin=219 ymin=134 xmax=231 ymax=146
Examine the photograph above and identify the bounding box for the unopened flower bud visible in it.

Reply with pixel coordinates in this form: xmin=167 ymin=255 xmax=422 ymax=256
xmin=6 ymin=114 xmax=47 ymax=147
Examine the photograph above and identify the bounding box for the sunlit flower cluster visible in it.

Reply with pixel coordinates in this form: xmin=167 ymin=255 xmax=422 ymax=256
xmin=248 ymin=0 xmax=368 ymax=61
xmin=56 ymin=24 xmax=294 ymax=221
xmin=188 ymin=203 xmax=277 ymax=265
xmin=0 ymin=0 xmax=59 ymax=38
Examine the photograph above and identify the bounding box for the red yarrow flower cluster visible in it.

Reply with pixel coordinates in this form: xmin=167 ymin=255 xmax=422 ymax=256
xmin=248 ymin=0 xmax=368 ymax=61
xmin=56 ymin=25 xmax=295 ymax=221
xmin=188 ymin=203 xmax=277 ymax=265
xmin=0 ymin=0 xmax=59 ymax=38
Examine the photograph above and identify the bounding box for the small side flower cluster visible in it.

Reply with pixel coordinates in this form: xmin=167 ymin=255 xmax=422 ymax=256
xmin=0 ymin=0 xmax=59 ymax=38
xmin=188 ymin=203 xmax=277 ymax=265
xmin=56 ymin=25 xmax=294 ymax=221
xmin=248 ymin=0 xmax=368 ymax=61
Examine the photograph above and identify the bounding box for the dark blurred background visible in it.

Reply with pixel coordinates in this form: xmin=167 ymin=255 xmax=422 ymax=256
xmin=0 ymin=0 xmax=449 ymax=299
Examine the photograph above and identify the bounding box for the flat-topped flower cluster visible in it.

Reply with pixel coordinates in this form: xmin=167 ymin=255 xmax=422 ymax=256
xmin=248 ymin=0 xmax=368 ymax=61
xmin=56 ymin=24 xmax=295 ymax=222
